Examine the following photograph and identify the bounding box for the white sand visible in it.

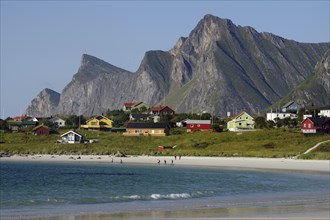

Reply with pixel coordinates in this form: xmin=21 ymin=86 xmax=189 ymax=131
xmin=1 ymin=154 xmax=329 ymax=172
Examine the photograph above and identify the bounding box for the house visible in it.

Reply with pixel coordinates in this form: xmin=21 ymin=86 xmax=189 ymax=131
xmin=301 ymin=117 xmax=330 ymax=134
xmin=7 ymin=120 xmax=37 ymax=131
xmin=12 ymin=115 xmax=32 ymax=121
xmin=61 ymin=130 xmax=85 ymax=143
xmin=227 ymin=111 xmax=254 ymax=131
xmin=150 ymin=105 xmax=175 ymax=116
xmin=281 ymin=101 xmax=300 ymax=113
xmin=50 ymin=117 xmax=65 ymax=128
xmin=124 ymin=122 xmax=170 ymax=136
xmin=186 ymin=120 xmax=211 ymax=132
xmin=318 ymin=108 xmax=330 ymax=118
xmin=80 ymin=115 xmax=113 ymax=130
xmin=123 ymin=102 xmax=149 ymax=112
xmin=266 ymin=112 xmax=297 ymax=122
xmin=32 ymin=124 xmax=51 ymax=135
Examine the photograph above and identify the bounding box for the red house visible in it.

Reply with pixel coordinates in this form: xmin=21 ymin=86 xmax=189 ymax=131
xmin=301 ymin=117 xmax=330 ymax=134
xmin=186 ymin=120 xmax=211 ymax=132
xmin=150 ymin=105 xmax=175 ymax=116
xmin=32 ymin=125 xmax=51 ymax=135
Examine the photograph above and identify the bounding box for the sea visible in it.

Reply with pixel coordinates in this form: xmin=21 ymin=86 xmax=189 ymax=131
xmin=0 ymin=160 xmax=329 ymax=219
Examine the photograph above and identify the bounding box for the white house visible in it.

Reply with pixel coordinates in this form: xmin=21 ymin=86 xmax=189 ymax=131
xmin=61 ymin=130 xmax=84 ymax=144
xmin=318 ymin=109 xmax=330 ymax=118
xmin=266 ymin=112 xmax=297 ymax=122
xmin=50 ymin=117 xmax=66 ymax=128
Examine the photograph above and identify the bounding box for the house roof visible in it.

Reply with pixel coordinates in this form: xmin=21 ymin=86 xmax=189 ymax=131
xmin=126 ymin=122 xmax=170 ymax=129
xmin=124 ymin=102 xmax=142 ymax=107
xmin=12 ymin=115 xmax=31 ymax=121
xmin=232 ymin=111 xmax=253 ymax=120
xmin=150 ymin=105 xmax=175 ymax=112
xmin=186 ymin=120 xmax=211 ymax=124
xmin=282 ymin=101 xmax=296 ymax=108
xmin=86 ymin=115 xmax=112 ymax=123
xmin=32 ymin=124 xmax=50 ymax=131
xmin=61 ymin=130 xmax=83 ymax=137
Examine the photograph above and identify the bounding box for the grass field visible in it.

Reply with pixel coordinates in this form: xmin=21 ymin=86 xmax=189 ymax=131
xmin=0 ymin=128 xmax=329 ymax=159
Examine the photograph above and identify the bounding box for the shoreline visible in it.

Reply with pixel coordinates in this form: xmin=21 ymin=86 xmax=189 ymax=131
xmin=1 ymin=154 xmax=329 ymax=172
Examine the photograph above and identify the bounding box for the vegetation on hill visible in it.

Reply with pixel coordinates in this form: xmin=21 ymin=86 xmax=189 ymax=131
xmin=1 ymin=129 xmax=329 ymax=160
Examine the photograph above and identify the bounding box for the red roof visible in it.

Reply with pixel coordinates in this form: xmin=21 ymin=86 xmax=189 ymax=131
xmin=150 ymin=105 xmax=167 ymax=111
xmin=12 ymin=115 xmax=30 ymax=121
xmin=124 ymin=102 xmax=142 ymax=107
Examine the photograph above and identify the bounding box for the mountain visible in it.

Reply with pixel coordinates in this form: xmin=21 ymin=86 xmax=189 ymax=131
xmin=273 ymin=49 xmax=330 ymax=108
xmin=25 ymin=14 xmax=329 ymax=117
xmin=24 ymin=88 xmax=60 ymax=117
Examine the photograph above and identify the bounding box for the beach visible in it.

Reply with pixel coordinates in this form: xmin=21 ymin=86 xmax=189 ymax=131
xmin=1 ymin=155 xmax=329 ymax=220
xmin=1 ymin=154 xmax=329 ymax=172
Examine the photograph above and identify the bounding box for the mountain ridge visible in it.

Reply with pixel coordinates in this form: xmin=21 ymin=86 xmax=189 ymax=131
xmin=24 ymin=14 xmax=329 ymax=117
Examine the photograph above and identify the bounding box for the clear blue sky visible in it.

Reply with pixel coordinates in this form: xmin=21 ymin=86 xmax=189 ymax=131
xmin=1 ymin=0 xmax=329 ymax=118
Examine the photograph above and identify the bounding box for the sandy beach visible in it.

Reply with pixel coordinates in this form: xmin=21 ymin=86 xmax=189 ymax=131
xmin=1 ymin=154 xmax=329 ymax=172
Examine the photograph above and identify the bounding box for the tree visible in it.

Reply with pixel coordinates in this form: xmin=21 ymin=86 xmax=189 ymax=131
xmin=0 ymin=119 xmax=8 ymax=131
xmin=65 ymin=115 xmax=85 ymax=129
xmin=266 ymin=120 xmax=275 ymax=129
xmin=254 ymin=116 xmax=266 ymax=129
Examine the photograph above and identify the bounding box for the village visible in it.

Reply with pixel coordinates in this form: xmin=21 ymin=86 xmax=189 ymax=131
xmin=1 ymin=101 xmax=329 ymax=145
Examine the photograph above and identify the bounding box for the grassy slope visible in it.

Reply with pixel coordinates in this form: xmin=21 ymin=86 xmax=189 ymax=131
xmin=1 ymin=129 xmax=329 ymax=159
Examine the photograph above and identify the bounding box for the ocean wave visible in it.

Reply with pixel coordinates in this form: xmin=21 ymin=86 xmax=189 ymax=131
xmin=150 ymin=193 xmax=191 ymax=200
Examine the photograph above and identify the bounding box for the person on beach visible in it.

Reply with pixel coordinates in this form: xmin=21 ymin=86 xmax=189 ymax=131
xmin=174 ymin=155 xmax=177 ymax=160
xmin=164 ymin=160 xmax=166 ymax=165
xmin=171 ymin=159 xmax=174 ymax=165
xmin=120 ymin=159 xmax=123 ymax=164
xmin=157 ymin=159 xmax=160 ymax=164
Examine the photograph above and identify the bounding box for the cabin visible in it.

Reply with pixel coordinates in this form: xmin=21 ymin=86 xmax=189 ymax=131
xmin=186 ymin=120 xmax=211 ymax=132
xmin=124 ymin=122 xmax=170 ymax=136
xmin=150 ymin=105 xmax=175 ymax=117
xmin=32 ymin=124 xmax=51 ymax=135
xmin=80 ymin=115 xmax=113 ymax=131
xmin=61 ymin=130 xmax=85 ymax=144
xmin=301 ymin=117 xmax=330 ymax=134
xmin=227 ymin=111 xmax=254 ymax=131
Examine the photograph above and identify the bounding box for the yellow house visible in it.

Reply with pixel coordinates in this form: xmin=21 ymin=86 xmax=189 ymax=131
xmin=227 ymin=111 xmax=254 ymax=131
xmin=123 ymin=122 xmax=170 ymax=136
xmin=81 ymin=115 xmax=113 ymax=130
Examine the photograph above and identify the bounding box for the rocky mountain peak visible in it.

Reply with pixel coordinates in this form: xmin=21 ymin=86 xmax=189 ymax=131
xmin=24 ymin=88 xmax=60 ymax=117
xmin=24 ymin=14 xmax=330 ymax=116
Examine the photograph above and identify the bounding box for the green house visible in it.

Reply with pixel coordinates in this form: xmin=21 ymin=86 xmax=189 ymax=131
xmin=227 ymin=111 xmax=254 ymax=131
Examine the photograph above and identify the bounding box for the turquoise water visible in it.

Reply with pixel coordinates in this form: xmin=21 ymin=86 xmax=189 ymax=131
xmin=0 ymin=161 xmax=329 ymax=219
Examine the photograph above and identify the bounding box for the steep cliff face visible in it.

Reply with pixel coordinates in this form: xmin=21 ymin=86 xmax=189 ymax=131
xmin=277 ymin=49 xmax=330 ymax=108
xmin=25 ymin=14 xmax=330 ymax=117
xmin=24 ymin=88 xmax=60 ymax=117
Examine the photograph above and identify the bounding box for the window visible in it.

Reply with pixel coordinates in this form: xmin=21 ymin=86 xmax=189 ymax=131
xmin=246 ymin=117 xmax=248 ymax=119
xmin=303 ymin=124 xmax=306 ymax=128
xmin=91 ymin=122 xmax=97 ymax=126
xmin=308 ymin=124 xmax=311 ymax=128
xmin=190 ymin=124 xmax=194 ymax=128
xmin=239 ymin=123 xmax=242 ymax=126
xmin=197 ymin=124 xmax=200 ymax=127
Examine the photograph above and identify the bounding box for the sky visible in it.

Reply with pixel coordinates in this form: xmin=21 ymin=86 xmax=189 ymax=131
xmin=1 ymin=0 xmax=329 ymax=118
